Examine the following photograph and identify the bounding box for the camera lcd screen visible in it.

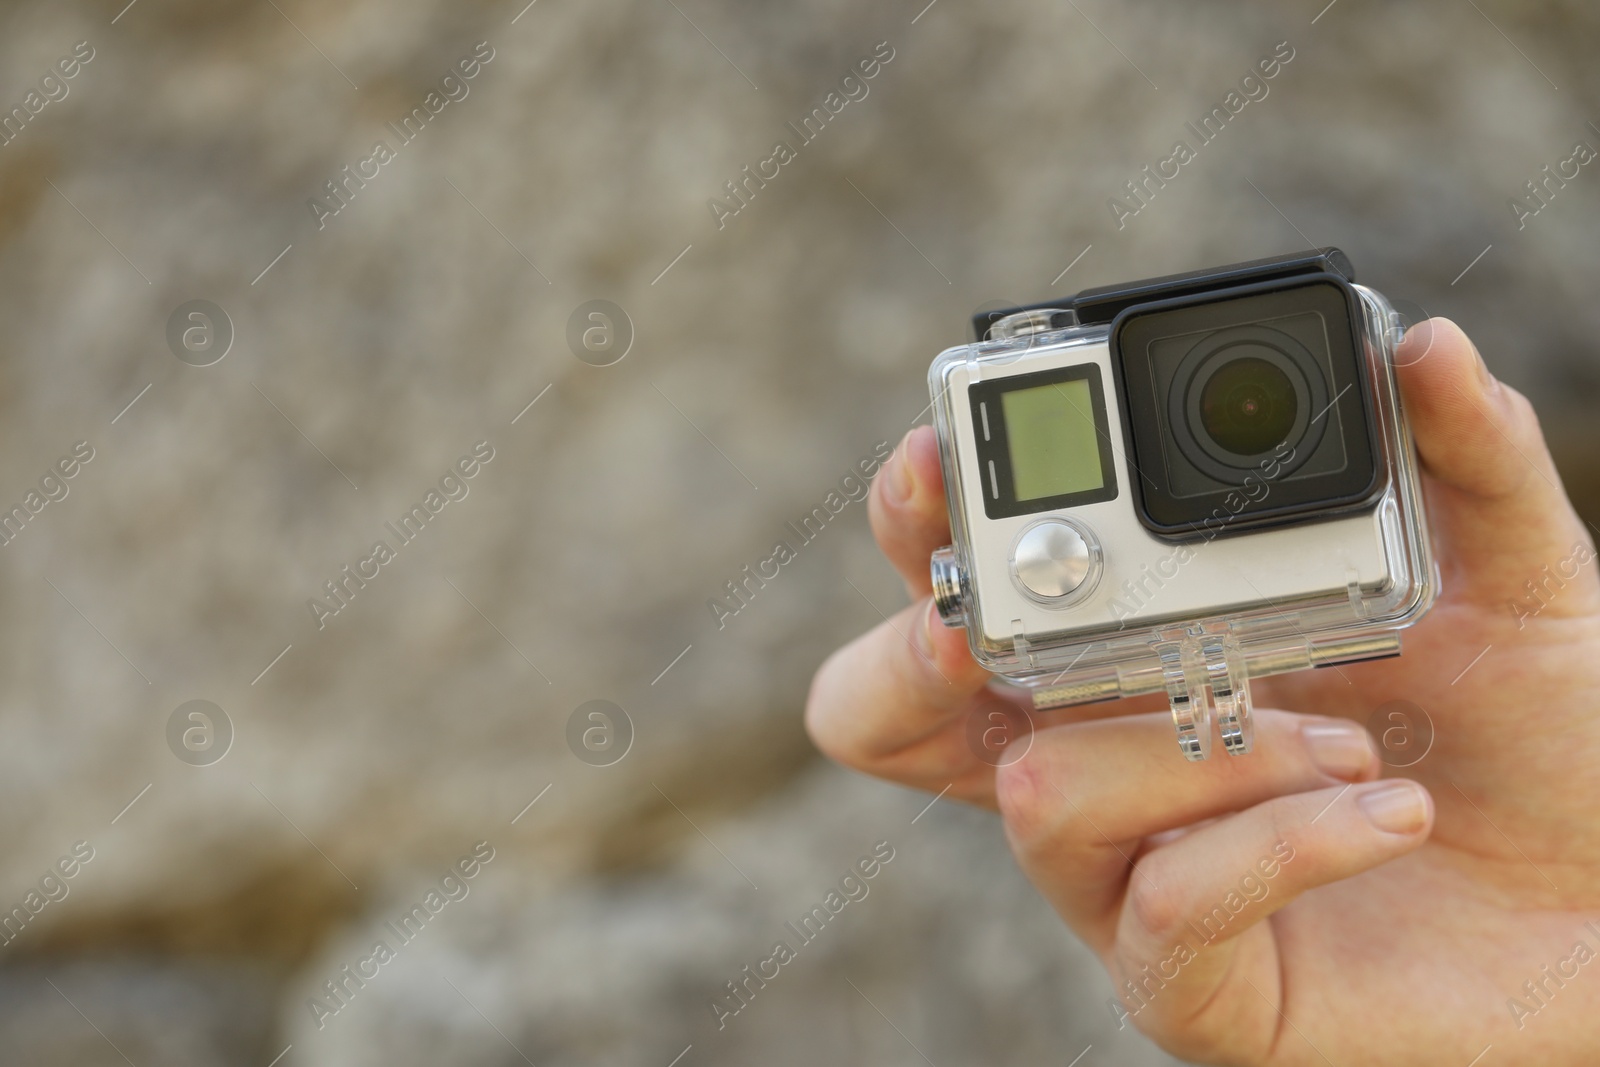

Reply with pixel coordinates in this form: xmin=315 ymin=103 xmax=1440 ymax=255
xmin=968 ymin=363 xmax=1119 ymax=519
xmin=1001 ymin=379 xmax=1105 ymax=500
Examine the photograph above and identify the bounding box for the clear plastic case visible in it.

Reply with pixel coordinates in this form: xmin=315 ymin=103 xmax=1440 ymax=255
xmin=928 ymin=280 xmax=1438 ymax=759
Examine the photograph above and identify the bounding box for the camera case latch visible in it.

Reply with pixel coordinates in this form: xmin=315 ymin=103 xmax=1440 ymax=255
xmin=987 ymin=307 xmax=1077 ymax=341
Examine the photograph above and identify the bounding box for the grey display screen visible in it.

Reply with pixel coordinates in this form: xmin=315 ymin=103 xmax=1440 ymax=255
xmin=969 ymin=363 xmax=1119 ymax=519
xmin=999 ymin=378 xmax=1108 ymax=501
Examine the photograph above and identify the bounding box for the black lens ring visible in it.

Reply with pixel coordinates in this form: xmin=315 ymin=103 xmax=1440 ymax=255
xmin=1107 ymin=272 xmax=1383 ymax=539
xmin=1165 ymin=324 xmax=1330 ymax=484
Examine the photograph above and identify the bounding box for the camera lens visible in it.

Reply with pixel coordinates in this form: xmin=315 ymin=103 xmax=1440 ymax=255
xmin=1197 ymin=356 xmax=1298 ymax=458
xmin=1166 ymin=324 xmax=1328 ymax=481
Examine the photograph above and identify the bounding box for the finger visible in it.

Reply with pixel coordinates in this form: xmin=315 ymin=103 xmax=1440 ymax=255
xmin=1106 ymin=779 xmax=1432 ymax=1056
xmin=869 ymin=426 xmax=950 ymax=598
xmin=806 ymin=597 xmax=998 ymax=802
xmin=996 ymin=709 xmax=1381 ymax=949
xmin=1396 ymin=318 xmax=1599 ymax=617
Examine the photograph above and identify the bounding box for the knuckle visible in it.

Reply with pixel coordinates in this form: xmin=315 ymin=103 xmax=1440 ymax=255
xmin=1263 ymin=805 xmax=1304 ymax=873
xmin=1124 ymin=863 xmax=1183 ymax=944
xmin=995 ymin=740 xmax=1088 ymax=854
xmin=994 ymin=755 xmax=1056 ymax=847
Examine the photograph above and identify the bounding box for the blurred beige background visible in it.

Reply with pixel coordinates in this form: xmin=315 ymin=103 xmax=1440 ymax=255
xmin=0 ymin=0 xmax=1595 ymax=1063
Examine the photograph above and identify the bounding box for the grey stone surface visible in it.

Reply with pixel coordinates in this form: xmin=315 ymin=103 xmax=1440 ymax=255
xmin=283 ymin=766 xmax=1183 ymax=1067
xmin=0 ymin=0 xmax=1593 ymax=1062
xmin=0 ymin=960 xmax=277 ymax=1066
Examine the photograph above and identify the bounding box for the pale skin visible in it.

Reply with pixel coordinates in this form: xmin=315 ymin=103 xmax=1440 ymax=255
xmin=806 ymin=319 xmax=1600 ymax=1065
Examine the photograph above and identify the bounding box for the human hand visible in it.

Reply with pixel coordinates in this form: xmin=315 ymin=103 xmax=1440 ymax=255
xmin=806 ymin=319 xmax=1600 ymax=1064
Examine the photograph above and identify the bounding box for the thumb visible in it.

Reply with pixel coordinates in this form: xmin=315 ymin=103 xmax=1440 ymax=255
xmin=1394 ymin=318 xmax=1599 ymax=618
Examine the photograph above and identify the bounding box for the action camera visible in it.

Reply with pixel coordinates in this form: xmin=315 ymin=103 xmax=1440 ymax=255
xmin=929 ymin=250 xmax=1437 ymax=760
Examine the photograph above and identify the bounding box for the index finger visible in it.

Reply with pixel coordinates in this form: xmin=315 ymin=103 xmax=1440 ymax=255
xmin=806 ymin=596 xmax=1001 ymax=805
xmin=869 ymin=425 xmax=951 ymax=599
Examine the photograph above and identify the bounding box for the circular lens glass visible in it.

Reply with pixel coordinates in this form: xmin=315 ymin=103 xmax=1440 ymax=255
xmin=1197 ymin=356 xmax=1299 ymax=458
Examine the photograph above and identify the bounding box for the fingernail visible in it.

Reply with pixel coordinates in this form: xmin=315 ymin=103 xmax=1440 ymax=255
xmin=916 ymin=599 xmax=938 ymax=658
xmin=1302 ymin=720 xmax=1375 ymax=780
xmin=1469 ymin=340 xmax=1498 ymax=393
xmin=1398 ymin=319 xmax=1435 ymax=367
xmin=883 ymin=444 xmax=916 ymax=506
xmin=1357 ymin=781 xmax=1429 ymax=835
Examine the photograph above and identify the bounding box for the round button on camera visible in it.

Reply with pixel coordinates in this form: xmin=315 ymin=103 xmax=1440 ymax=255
xmin=1012 ymin=519 xmax=1099 ymax=601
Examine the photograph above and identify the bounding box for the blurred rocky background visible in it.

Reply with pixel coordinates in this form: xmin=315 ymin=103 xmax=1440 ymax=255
xmin=0 ymin=0 xmax=1594 ymax=1063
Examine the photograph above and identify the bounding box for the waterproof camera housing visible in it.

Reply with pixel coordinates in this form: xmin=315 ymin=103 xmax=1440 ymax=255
xmin=929 ymin=250 xmax=1437 ymax=760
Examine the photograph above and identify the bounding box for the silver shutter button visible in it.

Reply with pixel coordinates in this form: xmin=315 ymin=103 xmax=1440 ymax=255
xmin=1013 ymin=520 xmax=1097 ymax=600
